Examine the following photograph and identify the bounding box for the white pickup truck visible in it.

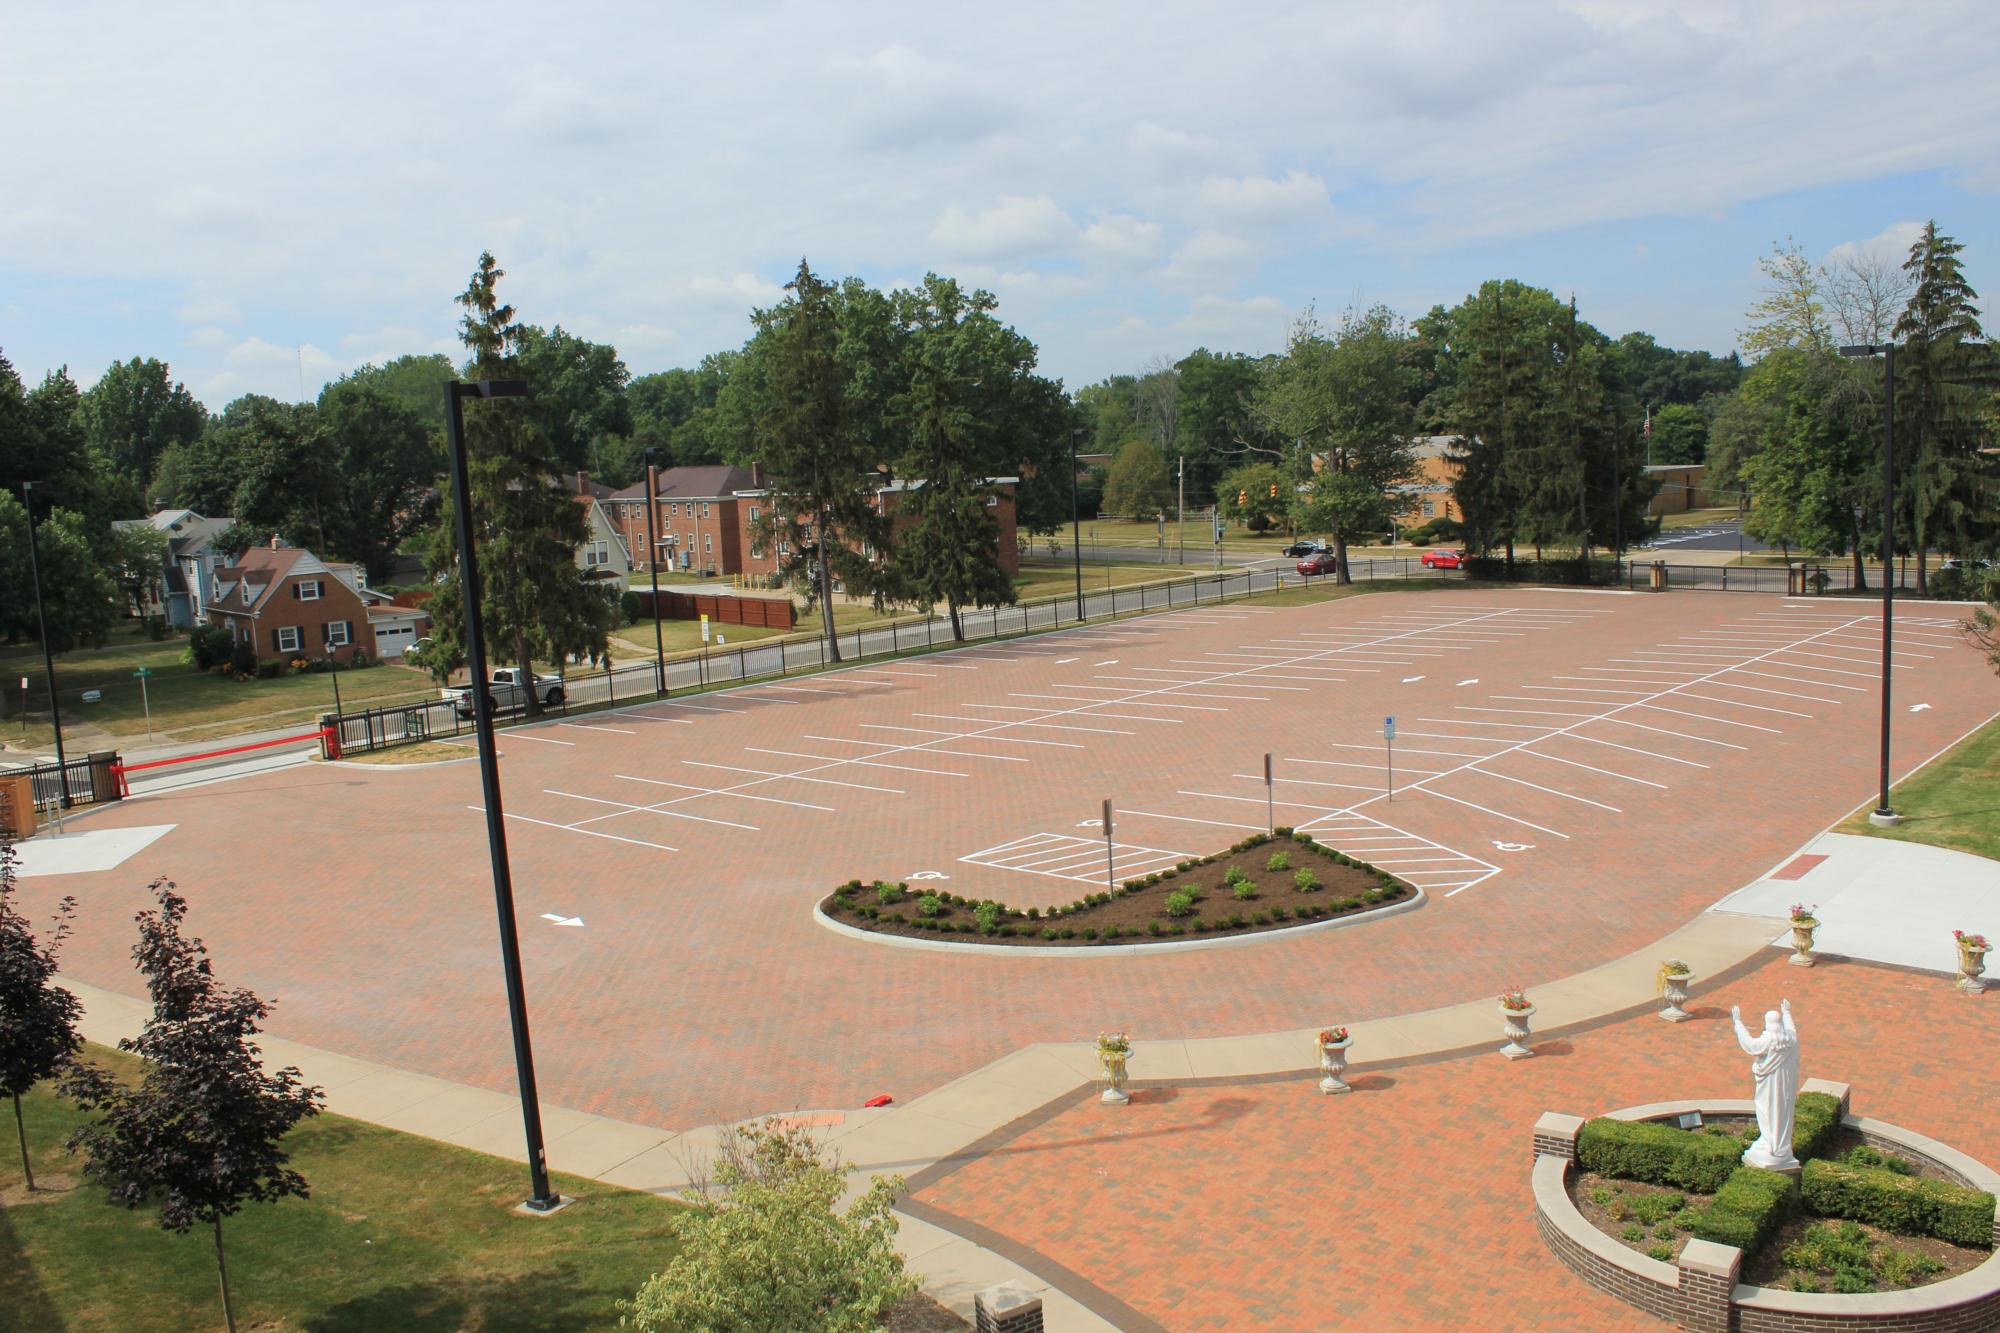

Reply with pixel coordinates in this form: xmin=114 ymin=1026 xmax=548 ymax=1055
xmin=445 ymin=666 xmax=566 ymax=718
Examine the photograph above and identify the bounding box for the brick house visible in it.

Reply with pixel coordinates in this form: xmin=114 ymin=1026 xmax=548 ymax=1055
xmin=203 ymin=543 xmax=392 ymax=663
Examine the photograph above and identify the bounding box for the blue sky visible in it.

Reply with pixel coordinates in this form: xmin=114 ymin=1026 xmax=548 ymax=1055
xmin=4 ymin=1 xmax=1997 ymax=408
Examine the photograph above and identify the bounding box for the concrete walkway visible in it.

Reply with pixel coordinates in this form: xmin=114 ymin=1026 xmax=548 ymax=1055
xmin=60 ymin=898 xmax=1798 ymax=1327
xmin=1710 ymin=830 xmax=2000 ymax=973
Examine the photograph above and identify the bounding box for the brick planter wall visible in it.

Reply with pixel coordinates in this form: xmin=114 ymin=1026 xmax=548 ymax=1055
xmin=1532 ymin=1088 xmax=2000 ymax=1333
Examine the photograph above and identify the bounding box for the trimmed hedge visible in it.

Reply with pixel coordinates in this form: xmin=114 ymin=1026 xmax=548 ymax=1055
xmin=1687 ymin=1167 xmax=1799 ymax=1253
xmin=1578 ymin=1118 xmax=1743 ymax=1194
xmin=1793 ymin=1091 xmax=1843 ymax=1163
xmin=1803 ymin=1159 xmax=1997 ymax=1248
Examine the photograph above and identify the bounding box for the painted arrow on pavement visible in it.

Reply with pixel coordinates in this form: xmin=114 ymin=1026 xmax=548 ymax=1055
xmin=1402 ymin=675 xmax=1426 ymax=683
xmin=1456 ymin=678 xmax=1479 ymax=686
xmin=540 ymin=913 xmax=585 ymax=927
xmin=1909 ymin=703 xmax=1932 ymax=713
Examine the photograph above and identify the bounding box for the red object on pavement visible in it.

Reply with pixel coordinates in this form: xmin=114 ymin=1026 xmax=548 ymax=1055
xmin=862 ymin=1094 xmax=894 ymax=1108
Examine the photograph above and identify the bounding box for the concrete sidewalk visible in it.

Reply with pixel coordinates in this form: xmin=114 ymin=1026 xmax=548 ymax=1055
xmin=1710 ymin=829 xmax=2000 ymax=973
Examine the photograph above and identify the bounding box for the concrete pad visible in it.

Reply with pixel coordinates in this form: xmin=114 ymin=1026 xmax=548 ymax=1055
xmin=877 ymin=1047 xmax=1081 ymax=1133
xmin=544 ymin=1116 xmax=676 ymax=1179
xmin=1710 ymin=831 xmax=2000 ymax=972
xmin=837 ymin=1109 xmax=1000 ymax=1178
xmin=1185 ymin=1028 xmax=1313 ymax=1079
xmin=15 ymin=824 xmax=175 ymax=876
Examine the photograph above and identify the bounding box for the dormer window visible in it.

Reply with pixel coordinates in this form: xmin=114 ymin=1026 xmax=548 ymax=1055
xmin=296 ymin=580 xmax=323 ymax=601
xmin=242 ymin=582 xmax=254 ymax=605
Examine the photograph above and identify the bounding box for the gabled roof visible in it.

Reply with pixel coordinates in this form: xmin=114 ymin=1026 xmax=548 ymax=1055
xmin=211 ymin=546 xmax=344 ymax=616
xmin=609 ymin=465 xmax=758 ymax=502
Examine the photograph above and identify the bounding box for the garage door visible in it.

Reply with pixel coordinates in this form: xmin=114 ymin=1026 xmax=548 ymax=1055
xmin=374 ymin=625 xmax=416 ymax=658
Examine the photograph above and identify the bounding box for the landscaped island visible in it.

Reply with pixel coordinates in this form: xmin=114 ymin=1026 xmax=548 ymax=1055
xmin=818 ymin=830 xmax=1416 ymax=947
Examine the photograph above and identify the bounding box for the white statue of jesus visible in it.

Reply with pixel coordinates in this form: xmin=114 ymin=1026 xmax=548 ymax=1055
xmin=1731 ymin=999 xmax=1800 ymax=1170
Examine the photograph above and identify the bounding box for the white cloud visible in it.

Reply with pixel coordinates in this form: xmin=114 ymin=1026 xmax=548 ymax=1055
xmin=1189 ymin=171 xmax=1332 ymax=229
xmin=1825 ymin=221 xmax=1925 ymax=267
xmin=1079 ymin=214 xmax=1165 ymax=268
xmin=689 ymin=274 xmax=786 ymax=307
xmin=1160 ymin=231 xmax=1257 ymax=285
xmin=177 ymin=297 xmax=242 ymax=325
xmin=930 ymin=195 xmax=1079 ymax=261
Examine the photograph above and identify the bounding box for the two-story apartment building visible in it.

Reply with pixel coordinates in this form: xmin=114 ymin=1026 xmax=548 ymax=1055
xmin=112 ymin=508 xmax=239 ymax=628
xmin=590 ymin=465 xmax=1019 ymax=584
xmin=203 ymin=543 xmax=415 ymax=663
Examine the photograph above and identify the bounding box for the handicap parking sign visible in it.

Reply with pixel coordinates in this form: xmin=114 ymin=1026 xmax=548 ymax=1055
xmin=1384 ymin=716 xmax=1395 ymax=739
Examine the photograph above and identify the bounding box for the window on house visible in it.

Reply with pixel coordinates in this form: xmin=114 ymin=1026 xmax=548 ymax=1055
xmin=242 ymin=583 xmax=254 ymax=605
xmin=1423 ymin=502 xmax=1436 ymax=517
xmin=777 ymin=540 xmax=790 ymax=557
xmin=583 ymin=541 xmax=610 ymax=568
xmin=747 ymin=506 xmax=760 ymax=523
xmin=701 ymin=502 xmax=710 ymax=517
xmin=704 ymin=533 xmax=713 ymax=553
xmin=669 ymin=502 xmax=679 ymax=516
xmin=296 ymin=580 xmax=322 ymax=601
xmin=277 ymin=626 xmax=301 ymax=653
xmin=326 ymin=621 xmax=351 ymax=648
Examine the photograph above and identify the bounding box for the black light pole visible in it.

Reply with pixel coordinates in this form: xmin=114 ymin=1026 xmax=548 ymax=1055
xmin=443 ymin=378 xmax=562 ymax=1211
xmin=1069 ymin=429 xmax=1085 ymax=621
xmin=1838 ymin=344 xmax=1899 ymax=827
xmin=641 ymin=448 xmax=667 ymax=696
xmin=20 ymin=482 xmax=70 ymax=806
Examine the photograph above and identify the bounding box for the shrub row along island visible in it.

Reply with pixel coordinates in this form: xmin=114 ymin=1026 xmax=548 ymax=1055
xmin=820 ymin=830 xmax=1415 ymax=947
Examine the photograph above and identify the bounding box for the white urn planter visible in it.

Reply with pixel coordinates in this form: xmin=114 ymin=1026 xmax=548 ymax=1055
xmin=1659 ymin=968 xmax=1694 ymax=1022
xmin=1099 ymin=1047 xmax=1132 ymax=1104
xmin=1788 ymin=918 xmax=1819 ymax=967
xmin=1500 ymin=1003 xmax=1536 ymax=1060
xmin=1317 ymin=1036 xmax=1353 ymax=1095
xmin=1958 ymin=945 xmax=1989 ymax=996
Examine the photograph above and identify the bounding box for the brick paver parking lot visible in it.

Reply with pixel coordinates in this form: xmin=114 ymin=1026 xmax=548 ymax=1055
xmin=18 ymin=589 xmax=1996 ymax=1130
xmin=909 ymin=954 xmax=2000 ymax=1332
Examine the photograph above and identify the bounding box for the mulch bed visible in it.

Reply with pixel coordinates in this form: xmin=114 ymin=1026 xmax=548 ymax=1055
xmin=820 ymin=830 xmax=1414 ymax=947
xmin=885 ymin=1292 xmax=971 ymax=1331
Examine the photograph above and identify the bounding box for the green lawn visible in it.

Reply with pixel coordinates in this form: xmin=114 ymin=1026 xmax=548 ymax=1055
xmin=0 ymin=626 xmax=438 ymax=747
xmin=1841 ymin=714 xmax=2000 ymax=862
xmin=2 ymin=1046 xmax=683 ymax=1332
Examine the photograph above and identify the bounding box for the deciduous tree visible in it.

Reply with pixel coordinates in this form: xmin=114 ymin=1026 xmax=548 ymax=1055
xmin=0 ymin=829 xmax=81 ymax=1193
xmin=61 ymin=880 xmax=322 ymax=1333
xmin=79 ymin=357 xmax=207 ymax=489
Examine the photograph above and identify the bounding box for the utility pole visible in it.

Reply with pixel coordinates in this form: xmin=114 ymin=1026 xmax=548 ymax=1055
xmin=21 ymin=482 xmax=70 ymax=805
xmin=1176 ymin=455 xmax=1185 ymax=564
xmin=642 ymin=448 xmax=667 ymax=695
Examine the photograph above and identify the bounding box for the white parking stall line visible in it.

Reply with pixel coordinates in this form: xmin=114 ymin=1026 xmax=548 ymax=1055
xmin=1462 ymin=768 xmax=1622 ymax=812
xmin=746 ymin=746 xmax=971 ymax=778
xmin=906 ymin=717 xmax=1086 ymax=746
xmin=1602 ymin=661 xmax=1709 ymax=673
xmin=1118 ymin=809 xmax=1266 ymax=831
xmin=1515 ymin=749 xmax=1667 ymax=787
xmin=1413 ymin=788 xmax=1571 ymax=839
xmin=1672 ymin=692 xmax=1816 ymax=719
xmin=802 ymin=735 xmax=1028 ymax=763
xmin=1422 ymin=717 xmax=1564 ymax=730
xmin=1393 ymin=730 xmax=1522 ymax=744
xmin=1482 ymin=697 xmax=1627 ymax=710
xmin=1721 ymin=668 xmax=1865 ymax=692
xmin=1243 ymin=773 xmax=1389 ymax=793
xmin=1177 ymin=789 xmax=1343 ymax=811
xmin=621 ymin=711 xmax=697 ymax=726
xmin=754 ymin=684 xmax=849 ymax=696
xmin=1571 ymin=668 xmax=1698 ymax=682
xmin=1633 ymin=703 xmax=1781 ymax=733
xmin=1559 ymin=733 xmax=1712 ymax=769
xmin=1319 ymin=742 xmax=1491 ymax=758
xmin=500 ymin=732 xmax=577 ymax=745
xmin=549 ymin=788 xmax=763 ymax=831
xmin=1175 ymin=658 xmax=1381 ymax=673
xmin=681 ymin=760 xmax=904 ymax=794
xmin=650 ymin=699 xmax=746 ymax=714
xmin=560 ymin=722 xmax=638 ymax=735
xmin=1291 ymin=756 xmax=1455 ymax=775
xmin=614 ymin=774 xmax=836 ymax=811
xmin=1594 ymin=717 xmax=1749 ymax=749
xmin=1818 ymin=636 xmax=1932 ymax=658
xmin=1072 ymin=710 xmax=1188 ymax=725
xmin=1368 ymin=855 xmax=1481 ymax=865
xmin=481 ymin=809 xmax=677 ymax=852
xmin=1690 ymin=680 xmax=1842 ymax=705
xmin=1762 ymin=655 xmax=1888 ymax=678
xmin=1520 ymin=684 xmax=1651 ymax=696
xmin=961 ymin=833 xmax=1192 ymax=884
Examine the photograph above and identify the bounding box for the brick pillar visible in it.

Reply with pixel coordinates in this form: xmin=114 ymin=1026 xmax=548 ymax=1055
xmin=1676 ymin=1239 xmax=1740 ymax=1333
xmin=1533 ymin=1111 xmax=1584 ymax=1165
xmin=974 ymin=1282 xmax=1045 ymax=1333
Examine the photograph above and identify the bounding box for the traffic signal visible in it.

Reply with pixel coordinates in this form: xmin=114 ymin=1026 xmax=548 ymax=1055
xmin=1269 ymin=483 xmax=1278 ymax=498
xmin=1237 ymin=489 xmax=1247 ymax=505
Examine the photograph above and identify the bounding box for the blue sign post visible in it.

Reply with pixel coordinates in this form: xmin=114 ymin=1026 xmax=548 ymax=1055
xmin=1384 ymin=716 xmax=1396 ymax=800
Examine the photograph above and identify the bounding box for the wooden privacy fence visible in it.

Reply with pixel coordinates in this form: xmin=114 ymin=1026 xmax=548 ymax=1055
xmin=634 ymin=590 xmax=796 ymax=630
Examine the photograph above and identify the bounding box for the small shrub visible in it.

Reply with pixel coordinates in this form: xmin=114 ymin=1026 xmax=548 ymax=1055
xmin=1588 ymin=1185 xmax=1616 ymax=1209
xmin=1060 ymin=928 xmax=1075 ymax=940
xmin=1164 ymin=889 xmax=1197 ymax=918
xmin=1626 ymin=1192 xmax=1685 ymax=1227
xmin=916 ymin=894 xmax=943 ymax=918
xmin=876 ymin=883 xmax=902 ymax=906
xmin=999 ymin=924 xmax=1018 ymax=937
xmin=1802 ymin=1158 xmax=1997 ymax=1246
xmin=1294 ymin=869 xmax=1319 ymax=893
xmin=1646 ymin=1241 xmax=1673 ymax=1262
xmin=1083 ymin=928 xmax=1099 ymax=941
xmin=1621 ymin=1223 xmax=1644 ymax=1242
xmin=1194 ymin=919 xmax=1210 ymax=932
xmin=1577 ymin=1119 xmax=1744 ymax=1194
xmin=1026 ymin=907 xmax=1040 ymax=920
xmin=1876 ymin=1246 xmax=1945 ymax=1286
xmin=1266 ymin=851 xmax=1290 ymax=872
xmin=1041 ymin=928 xmax=1058 ymax=940
xmin=184 ymin=623 xmax=235 ymax=670
xmin=1147 ymin=921 xmax=1163 ymax=937
xmin=254 ymin=657 xmax=287 ymax=679
xmin=1685 ymin=1167 xmax=1798 ymax=1253
xmin=974 ymin=901 xmax=1001 ymax=933
xmin=1793 ymin=1091 xmax=1842 ymax=1161
xmin=1232 ymin=881 xmax=1256 ymax=901
xmin=1841 ymin=1146 xmax=1915 ymax=1176
xmin=1252 ymin=912 xmax=1270 ymax=926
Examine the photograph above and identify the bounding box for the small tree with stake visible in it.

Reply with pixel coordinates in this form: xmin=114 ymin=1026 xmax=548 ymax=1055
xmin=0 ymin=817 xmax=82 ymax=1192
xmin=62 ymin=880 xmax=322 ymax=1333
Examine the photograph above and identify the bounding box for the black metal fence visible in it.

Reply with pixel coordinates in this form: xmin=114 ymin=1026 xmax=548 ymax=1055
xmin=321 ymin=556 xmax=1970 ymax=757
xmin=8 ymin=751 xmax=122 ymax=814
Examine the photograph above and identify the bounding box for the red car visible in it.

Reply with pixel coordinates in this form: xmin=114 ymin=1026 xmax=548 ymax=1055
xmin=1296 ymin=551 xmax=1339 ymax=576
xmin=1420 ymin=548 xmax=1465 ymax=569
